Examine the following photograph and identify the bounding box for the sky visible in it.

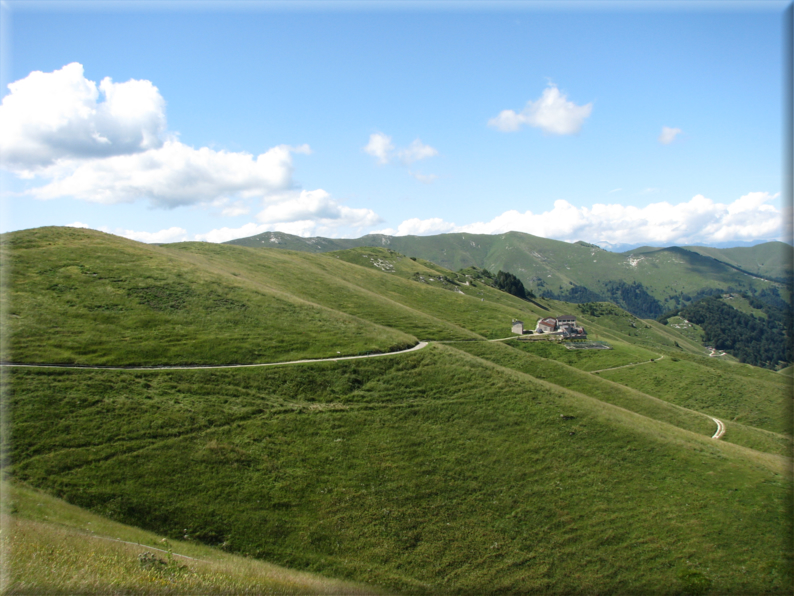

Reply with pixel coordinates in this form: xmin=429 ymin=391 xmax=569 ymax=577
xmin=0 ymin=1 xmax=790 ymax=249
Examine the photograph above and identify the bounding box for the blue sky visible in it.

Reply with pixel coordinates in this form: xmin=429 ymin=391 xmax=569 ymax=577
xmin=0 ymin=1 xmax=788 ymax=247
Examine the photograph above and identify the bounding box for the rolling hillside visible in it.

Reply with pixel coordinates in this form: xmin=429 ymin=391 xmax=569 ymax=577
xmin=2 ymin=226 xmax=791 ymax=594
xmin=225 ymin=230 xmax=789 ymax=318
xmin=681 ymin=241 xmax=793 ymax=283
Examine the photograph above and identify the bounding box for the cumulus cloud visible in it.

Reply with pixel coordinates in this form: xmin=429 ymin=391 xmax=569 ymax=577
xmin=208 ymin=197 xmax=250 ymax=217
xmin=659 ymin=126 xmax=682 ymax=144
xmin=397 ymin=139 xmax=438 ymax=164
xmin=1 ymin=63 xmax=166 ymax=171
xmin=256 ymin=189 xmax=381 ymax=228
xmin=116 ymin=226 xmax=189 ymax=243
xmin=194 ymin=190 xmax=382 ymax=243
xmin=488 ymin=83 xmax=592 ymax=135
xmin=409 ymin=171 xmax=438 ymax=184
xmin=382 ymin=192 xmax=783 ymax=245
xmin=65 ymin=221 xmax=188 ymax=243
xmin=0 ymin=63 xmax=324 ymax=213
xmin=375 ymin=217 xmax=457 ymax=237
xmin=27 ymin=141 xmax=307 ymax=208
xmin=364 ymin=133 xmax=438 ymax=181
xmin=363 ymin=132 xmax=394 ymax=164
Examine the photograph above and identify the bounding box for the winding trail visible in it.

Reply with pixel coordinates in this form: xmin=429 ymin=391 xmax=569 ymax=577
xmin=711 ymin=417 xmax=726 ymax=439
xmin=0 ymin=342 xmax=429 ymax=371
xmin=2 ymin=340 xmax=728 ymax=441
xmin=590 ymin=355 xmax=664 ymax=374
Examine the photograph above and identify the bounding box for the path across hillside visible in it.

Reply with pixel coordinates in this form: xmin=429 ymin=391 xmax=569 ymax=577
xmin=711 ymin=417 xmax=726 ymax=439
xmin=0 ymin=342 xmax=429 ymax=371
xmin=2 ymin=341 xmax=728 ymax=441
xmin=590 ymin=355 xmax=664 ymax=374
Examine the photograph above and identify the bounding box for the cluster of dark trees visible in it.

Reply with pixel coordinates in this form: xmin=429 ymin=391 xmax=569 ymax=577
xmin=601 ymin=281 xmax=664 ymax=319
xmin=493 ymin=270 xmax=535 ymax=300
xmin=677 ymin=296 xmax=790 ymax=368
xmin=542 ymin=280 xmax=663 ymax=319
xmin=456 ymin=267 xmax=536 ymax=301
xmin=541 ymin=285 xmax=605 ymax=304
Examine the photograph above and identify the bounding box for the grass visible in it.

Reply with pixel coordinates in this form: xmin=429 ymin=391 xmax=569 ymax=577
xmin=2 ymin=482 xmax=382 ymax=595
xmin=506 ymin=339 xmax=661 ymax=372
xmin=1 ymin=228 xmax=415 ymax=366
xmin=450 ymin=340 xmax=715 ymax=438
xmin=3 ymin=226 xmax=791 ymax=594
xmin=598 ymin=353 xmax=792 ymax=436
xmin=4 ymin=346 xmax=791 ymax=594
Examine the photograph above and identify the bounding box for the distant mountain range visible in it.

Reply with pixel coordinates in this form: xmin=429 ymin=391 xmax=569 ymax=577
xmin=226 ymin=230 xmax=792 ymax=318
xmin=593 ymin=239 xmax=788 ymax=253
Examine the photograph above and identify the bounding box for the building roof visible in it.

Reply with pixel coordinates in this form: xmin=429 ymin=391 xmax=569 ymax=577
xmin=539 ymin=317 xmax=557 ymax=327
xmin=558 ymin=315 xmax=577 ymax=321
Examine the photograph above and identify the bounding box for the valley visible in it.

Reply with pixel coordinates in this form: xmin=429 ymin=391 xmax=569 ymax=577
xmin=1 ymin=227 xmax=791 ymax=594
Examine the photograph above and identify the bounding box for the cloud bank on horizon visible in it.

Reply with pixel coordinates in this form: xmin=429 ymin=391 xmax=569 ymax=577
xmin=2 ymin=63 xmax=784 ymax=248
xmin=374 ymin=191 xmax=784 ymax=247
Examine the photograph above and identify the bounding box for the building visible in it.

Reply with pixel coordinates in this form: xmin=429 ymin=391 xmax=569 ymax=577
xmin=512 ymin=320 xmax=524 ymax=335
xmin=557 ymin=315 xmax=577 ymax=329
xmin=536 ymin=317 xmax=557 ymax=333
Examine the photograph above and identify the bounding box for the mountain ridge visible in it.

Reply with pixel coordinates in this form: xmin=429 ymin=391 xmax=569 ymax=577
xmin=225 ymin=230 xmax=791 ymax=318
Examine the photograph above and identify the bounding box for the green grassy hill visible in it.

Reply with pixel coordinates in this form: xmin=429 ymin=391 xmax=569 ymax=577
xmin=2 ymin=481 xmax=381 ymax=595
xmin=225 ymin=230 xmax=788 ymax=318
xmin=3 ymin=226 xmax=791 ymax=594
xmin=681 ymin=242 xmax=793 ymax=283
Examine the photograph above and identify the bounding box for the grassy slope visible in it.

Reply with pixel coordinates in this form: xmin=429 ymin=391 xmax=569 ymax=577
xmin=1 ymin=228 xmax=415 ymax=366
xmin=598 ymin=353 xmax=792 ymax=436
xmin=4 ymin=227 xmax=791 ymax=594
xmin=2 ymin=481 xmax=381 ymax=595
xmin=4 ymin=347 xmax=790 ymax=595
xmin=165 ymin=243 xmax=551 ymax=341
xmin=682 ymin=242 xmax=793 ymax=282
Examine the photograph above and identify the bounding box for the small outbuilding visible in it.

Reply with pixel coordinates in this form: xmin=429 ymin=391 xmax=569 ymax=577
xmin=512 ymin=320 xmax=524 ymax=335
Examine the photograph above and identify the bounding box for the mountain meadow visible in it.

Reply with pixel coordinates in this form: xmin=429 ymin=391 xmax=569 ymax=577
xmin=1 ymin=226 xmax=791 ymax=594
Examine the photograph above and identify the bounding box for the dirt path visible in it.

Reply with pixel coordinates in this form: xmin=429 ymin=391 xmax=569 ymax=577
xmin=711 ymin=417 xmax=726 ymax=439
xmin=590 ymin=355 xmax=664 ymax=374
xmin=0 ymin=341 xmax=429 ymax=371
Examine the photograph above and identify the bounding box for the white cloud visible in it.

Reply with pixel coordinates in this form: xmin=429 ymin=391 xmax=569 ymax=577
xmin=208 ymin=197 xmax=251 ymax=217
xmin=64 ymin=221 xmax=188 ymax=243
xmin=659 ymin=126 xmax=682 ymax=144
xmin=375 ymin=217 xmax=457 ymax=237
xmin=363 ymin=132 xmax=394 ymax=164
xmin=488 ymin=83 xmax=592 ymax=135
xmin=116 ymin=226 xmax=189 ymax=243
xmin=382 ymin=192 xmax=783 ymax=245
xmin=1 ymin=63 xmax=320 ymax=212
xmin=364 ymin=133 xmax=438 ymax=180
xmin=195 ymin=190 xmax=383 ymax=243
xmin=397 ymin=139 xmax=438 ymax=164
xmin=194 ymin=223 xmax=272 ymax=243
xmin=0 ymin=63 xmax=166 ymax=171
xmin=256 ymin=189 xmax=381 ymax=227
xmin=26 ymin=141 xmax=308 ymax=208
xmin=409 ymin=171 xmax=438 ymax=184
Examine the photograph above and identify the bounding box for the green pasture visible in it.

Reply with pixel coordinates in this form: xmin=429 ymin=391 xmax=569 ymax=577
xmin=1 ymin=228 xmax=415 ymax=365
xmin=2 ymin=482 xmax=380 ymax=595
xmin=507 ymin=339 xmax=660 ymax=372
xmin=598 ymin=354 xmax=791 ymax=436
xmin=4 ymin=346 xmax=790 ymax=594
